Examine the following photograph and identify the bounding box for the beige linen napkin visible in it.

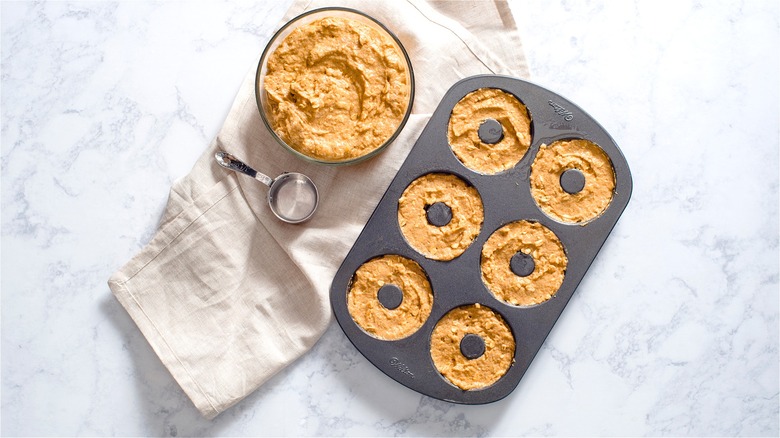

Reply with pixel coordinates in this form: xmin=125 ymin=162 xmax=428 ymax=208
xmin=109 ymin=0 xmax=529 ymax=419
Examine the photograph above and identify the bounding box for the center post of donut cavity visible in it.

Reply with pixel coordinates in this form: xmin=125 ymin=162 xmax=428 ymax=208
xmin=377 ymin=284 xmax=404 ymax=310
xmin=510 ymin=251 xmax=535 ymax=277
xmin=477 ymin=118 xmax=504 ymax=144
xmin=560 ymin=168 xmax=586 ymax=194
xmin=460 ymin=333 xmax=486 ymax=359
xmin=425 ymin=202 xmax=453 ymax=227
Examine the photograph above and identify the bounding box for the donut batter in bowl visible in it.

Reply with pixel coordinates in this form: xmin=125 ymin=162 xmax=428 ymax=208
xmin=263 ymin=15 xmax=412 ymax=163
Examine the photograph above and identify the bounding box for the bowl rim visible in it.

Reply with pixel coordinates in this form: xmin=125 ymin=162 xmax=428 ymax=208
xmin=254 ymin=7 xmax=416 ymax=166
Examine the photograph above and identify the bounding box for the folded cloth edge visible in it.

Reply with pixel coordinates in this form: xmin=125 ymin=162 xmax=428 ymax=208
xmin=108 ymin=176 xmax=240 ymax=419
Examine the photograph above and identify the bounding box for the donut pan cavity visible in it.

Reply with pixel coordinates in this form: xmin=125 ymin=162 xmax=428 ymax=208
xmin=329 ymin=75 xmax=633 ymax=404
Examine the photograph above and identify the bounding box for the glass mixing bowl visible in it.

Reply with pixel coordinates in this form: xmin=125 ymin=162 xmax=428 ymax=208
xmin=255 ymin=7 xmax=415 ymax=165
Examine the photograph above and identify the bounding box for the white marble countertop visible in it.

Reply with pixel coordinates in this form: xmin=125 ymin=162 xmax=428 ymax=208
xmin=2 ymin=1 xmax=778 ymax=436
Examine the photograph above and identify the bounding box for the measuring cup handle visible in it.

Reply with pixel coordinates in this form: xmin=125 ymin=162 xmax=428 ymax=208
xmin=215 ymin=151 xmax=273 ymax=186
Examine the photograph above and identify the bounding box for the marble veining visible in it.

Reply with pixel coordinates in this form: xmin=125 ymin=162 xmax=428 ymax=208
xmin=2 ymin=0 xmax=778 ymax=436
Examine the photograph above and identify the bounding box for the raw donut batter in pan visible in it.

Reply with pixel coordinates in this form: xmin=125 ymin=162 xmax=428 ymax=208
xmin=481 ymin=220 xmax=567 ymax=306
xmin=447 ymin=88 xmax=532 ymax=174
xmin=530 ymin=139 xmax=616 ymax=223
xmin=398 ymin=173 xmax=484 ymax=261
xmin=347 ymin=255 xmax=433 ymax=340
xmin=430 ymin=304 xmax=515 ymax=390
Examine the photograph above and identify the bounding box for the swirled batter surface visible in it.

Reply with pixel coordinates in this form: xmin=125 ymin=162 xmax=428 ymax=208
xmin=447 ymin=88 xmax=531 ymax=174
xmin=530 ymin=139 xmax=615 ymax=223
xmin=264 ymin=16 xmax=410 ymax=161
xmin=347 ymin=255 xmax=433 ymax=340
xmin=430 ymin=304 xmax=515 ymax=390
xmin=481 ymin=220 xmax=567 ymax=306
xmin=398 ymin=173 xmax=483 ymax=261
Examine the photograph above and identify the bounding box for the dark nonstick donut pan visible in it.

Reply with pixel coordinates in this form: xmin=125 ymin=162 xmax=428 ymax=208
xmin=330 ymin=75 xmax=633 ymax=404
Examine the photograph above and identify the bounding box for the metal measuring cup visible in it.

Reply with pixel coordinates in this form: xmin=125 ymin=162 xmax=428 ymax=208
xmin=215 ymin=151 xmax=319 ymax=224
